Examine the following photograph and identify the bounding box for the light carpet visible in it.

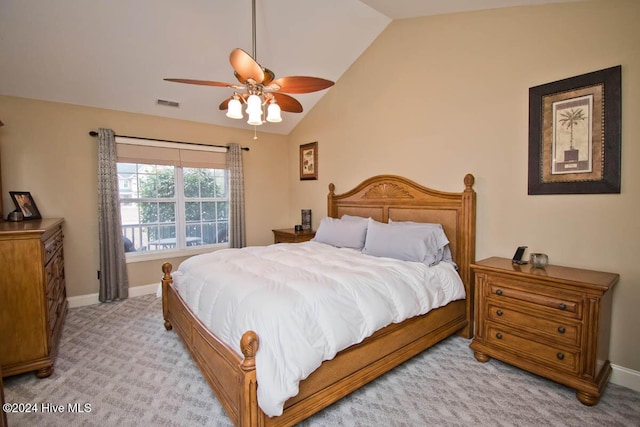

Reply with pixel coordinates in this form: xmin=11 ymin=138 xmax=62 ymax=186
xmin=3 ymin=294 xmax=639 ymax=426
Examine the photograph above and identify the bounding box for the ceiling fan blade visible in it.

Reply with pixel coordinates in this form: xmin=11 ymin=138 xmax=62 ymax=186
xmin=164 ymin=78 xmax=235 ymax=87
xmin=270 ymin=76 xmax=334 ymax=94
xmin=219 ymin=97 xmax=232 ymax=110
xmin=230 ymin=48 xmax=265 ymax=83
xmin=271 ymin=93 xmax=303 ymax=113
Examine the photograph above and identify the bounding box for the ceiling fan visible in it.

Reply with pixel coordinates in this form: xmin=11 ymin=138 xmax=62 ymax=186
xmin=164 ymin=0 xmax=334 ymax=128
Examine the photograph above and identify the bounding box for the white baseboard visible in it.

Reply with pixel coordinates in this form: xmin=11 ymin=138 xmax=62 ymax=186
xmin=67 ymin=283 xmax=160 ymax=308
xmin=611 ymin=364 xmax=640 ymax=393
xmin=66 ymin=288 xmax=640 ymax=394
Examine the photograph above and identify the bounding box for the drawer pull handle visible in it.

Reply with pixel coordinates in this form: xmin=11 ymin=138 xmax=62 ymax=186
xmin=496 ymin=310 xmax=503 ymax=316
xmin=557 ymin=326 xmax=566 ymax=334
xmin=558 ymin=303 xmax=567 ymax=310
xmin=496 ymin=289 xmax=503 ymax=296
xmin=557 ymin=352 xmax=565 ymax=361
xmin=496 ymin=332 xmax=503 ymax=339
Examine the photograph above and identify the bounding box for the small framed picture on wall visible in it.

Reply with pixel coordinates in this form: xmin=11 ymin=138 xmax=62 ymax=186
xmin=300 ymin=142 xmax=318 ymax=180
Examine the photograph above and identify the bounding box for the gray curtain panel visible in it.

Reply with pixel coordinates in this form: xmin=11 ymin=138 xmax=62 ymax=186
xmin=97 ymin=128 xmax=129 ymax=302
xmin=227 ymin=143 xmax=246 ymax=248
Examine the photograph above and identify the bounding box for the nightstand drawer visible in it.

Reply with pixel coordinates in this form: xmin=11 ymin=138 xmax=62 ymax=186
xmin=486 ymin=324 xmax=579 ymax=374
xmin=488 ymin=280 xmax=582 ymax=319
xmin=487 ymin=302 xmax=581 ymax=346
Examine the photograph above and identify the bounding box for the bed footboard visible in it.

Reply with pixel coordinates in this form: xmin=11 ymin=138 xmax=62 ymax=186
xmin=162 ymin=262 xmax=264 ymax=427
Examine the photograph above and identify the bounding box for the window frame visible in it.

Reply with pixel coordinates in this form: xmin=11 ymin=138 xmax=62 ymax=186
xmin=115 ymin=137 xmax=230 ymax=262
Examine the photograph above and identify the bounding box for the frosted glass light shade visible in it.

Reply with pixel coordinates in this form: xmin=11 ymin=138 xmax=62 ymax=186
xmin=247 ymin=111 xmax=263 ymax=126
xmin=226 ymin=98 xmax=243 ymax=119
xmin=266 ymin=102 xmax=282 ymax=123
xmin=246 ymin=94 xmax=262 ymax=115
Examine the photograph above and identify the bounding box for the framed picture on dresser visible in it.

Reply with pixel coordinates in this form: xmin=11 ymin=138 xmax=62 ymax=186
xmin=9 ymin=191 xmax=42 ymax=220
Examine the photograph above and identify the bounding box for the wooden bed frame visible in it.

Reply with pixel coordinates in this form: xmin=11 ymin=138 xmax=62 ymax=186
xmin=161 ymin=174 xmax=476 ymax=427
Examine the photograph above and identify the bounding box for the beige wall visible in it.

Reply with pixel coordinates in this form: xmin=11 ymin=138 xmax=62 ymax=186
xmin=0 ymin=96 xmax=290 ymax=296
xmin=288 ymin=0 xmax=640 ymax=371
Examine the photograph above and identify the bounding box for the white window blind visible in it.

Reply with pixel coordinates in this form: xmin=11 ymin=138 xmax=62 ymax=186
xmin=115 ymin=136 xmax=227 ymax=169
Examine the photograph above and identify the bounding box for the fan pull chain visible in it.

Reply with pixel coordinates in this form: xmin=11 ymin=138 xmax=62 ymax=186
xmin=253 ymin=126 xmax=258 ymax=140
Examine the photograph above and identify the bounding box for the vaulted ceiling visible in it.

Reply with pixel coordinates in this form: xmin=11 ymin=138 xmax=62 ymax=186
xmin=0 ymin=0 xmax=584 ymax=135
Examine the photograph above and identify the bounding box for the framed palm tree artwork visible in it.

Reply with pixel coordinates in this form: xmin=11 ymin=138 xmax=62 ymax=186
xmin=528 ymin=65 xmax=621 ymax=194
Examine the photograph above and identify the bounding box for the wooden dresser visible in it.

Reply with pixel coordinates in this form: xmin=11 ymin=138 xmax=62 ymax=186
xmin=0 ymin=365 xmax=6 ymax=427
xmin=272 ymin=228 xmax=316 ymax=244
xmin=0 ymin=218 xmax=67 ymax=379
xmin=470 ymin=257 xmax=618 ymax=406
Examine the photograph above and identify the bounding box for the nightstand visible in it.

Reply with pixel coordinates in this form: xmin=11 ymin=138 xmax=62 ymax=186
xmin=470 ymin=257 xmax=618 ymax=406
xmin=272 ymin=228 xmax=315 ymax=244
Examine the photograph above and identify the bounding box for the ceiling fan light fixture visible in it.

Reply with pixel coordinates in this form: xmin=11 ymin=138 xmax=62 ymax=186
xmin=163 ymin=0 xmax=334 ymax=134
xmin=226 ymin=97 xmax=243 ymax=119
xmin=266 ymin=101 xmax=282 ymax=123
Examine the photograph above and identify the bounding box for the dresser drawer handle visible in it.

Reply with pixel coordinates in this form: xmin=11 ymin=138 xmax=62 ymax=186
xmin=496 ymin=289 xmax=503 ymax=296
xmin=558 ymin=303 xmax=567 ymax=310
xmin=557 ymin=352 xmax=565 ymax=361
xmin=496 ymin=332 xmax=503 ymax=339
xmin=557 ymin=326 xmax=566 ymax=334
xmin=496 ymin=310 xmax=503 ymax=316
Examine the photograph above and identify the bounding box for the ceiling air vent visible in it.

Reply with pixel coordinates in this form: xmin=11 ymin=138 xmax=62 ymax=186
xmin=157 ymin=99 xmax=180 ymax=108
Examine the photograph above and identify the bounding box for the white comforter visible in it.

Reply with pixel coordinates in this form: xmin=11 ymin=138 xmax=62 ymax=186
xmin=172 ymin=241 xmax=465 ymax=417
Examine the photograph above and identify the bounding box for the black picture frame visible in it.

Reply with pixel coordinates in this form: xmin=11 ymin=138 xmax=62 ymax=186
xmin=528 ymin=66 xmax=621 ymax=195
xmin=9 ymin=191 xmax=42 ymax=220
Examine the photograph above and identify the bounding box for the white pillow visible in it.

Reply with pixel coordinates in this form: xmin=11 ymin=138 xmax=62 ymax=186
xmin=363 ymin=219 xmax=443 ymax=266
xmin=312 ymin=217 xmax=368 ymax=249
xmin=340 ymin=214 xmax=370 ymax=223
xmin=388 ymin=219 xmax=454 ymax=266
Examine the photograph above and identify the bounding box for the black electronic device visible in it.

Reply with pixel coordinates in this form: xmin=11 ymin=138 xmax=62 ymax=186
xmin=512 ymin=246 xmax=528 ymax=264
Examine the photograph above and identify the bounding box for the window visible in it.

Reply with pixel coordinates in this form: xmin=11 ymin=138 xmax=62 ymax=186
xmin=115 ymin=137 xmax=229 ymax=254
xmin=118 ymin=164 xmax=229 ymax=253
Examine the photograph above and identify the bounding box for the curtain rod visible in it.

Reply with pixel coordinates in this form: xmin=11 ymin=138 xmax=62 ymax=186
xmin=88 ymin=131 xmax=249 ymax=151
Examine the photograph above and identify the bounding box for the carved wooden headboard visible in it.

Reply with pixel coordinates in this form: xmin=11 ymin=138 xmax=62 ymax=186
xmin=327 ymin=174 xmax=476 ymax=333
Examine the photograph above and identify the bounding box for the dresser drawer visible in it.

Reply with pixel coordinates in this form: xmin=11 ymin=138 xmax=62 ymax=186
xmin=45 ymin=257 xmax=56 ymax=294
xmin=47 ymin=277 xmax=64 ymax=328
xmin=48 ymin=278 xmax=60 ymax=329
xmin=486 ymin=324 xmax=579 ymax=374
xmin=48 ymin=282 xmax=67 ymax=331
xmin=46 ymin=248 xmax=64 ymax=307
xmin=487 ymin=278 xmax=583 ymax=319
xmin=44 ymin=229 xmax=64 ymax=265
xmin=48 ymin=298 xmax=59 ymax=331
xmin=487 ymin=302 xmax=581 ymax=347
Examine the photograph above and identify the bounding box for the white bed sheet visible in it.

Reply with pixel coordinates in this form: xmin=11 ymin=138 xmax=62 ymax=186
xmin=172 ymin=241 xmax=465 ymax=417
